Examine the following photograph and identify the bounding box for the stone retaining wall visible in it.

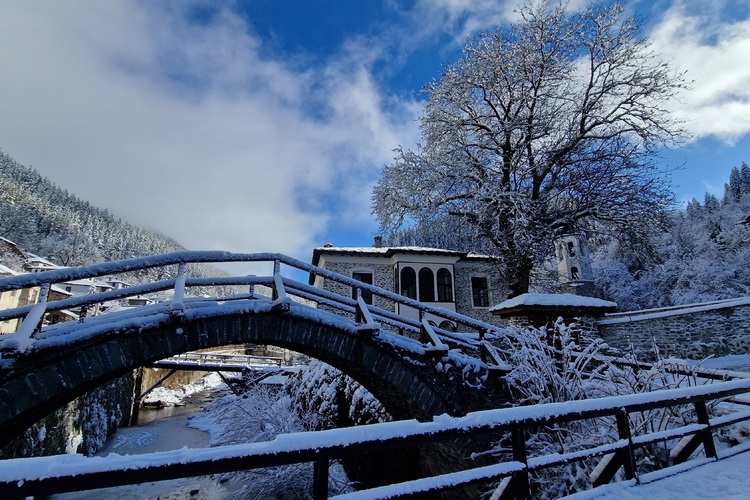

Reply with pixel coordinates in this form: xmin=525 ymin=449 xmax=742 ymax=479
xmin=0 ymin=373 xmax=136 ymax=459
xmin=596 ymin=297 xmax=750 ymax=361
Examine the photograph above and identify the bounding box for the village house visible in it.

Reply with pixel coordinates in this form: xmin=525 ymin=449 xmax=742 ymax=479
xmin=0 ymin=237 xmax=111 ymax=332
xmin=310 ymin=239 xmax=508 ymax=328
xmin=0 ymin=238 xmax=42 ymax=333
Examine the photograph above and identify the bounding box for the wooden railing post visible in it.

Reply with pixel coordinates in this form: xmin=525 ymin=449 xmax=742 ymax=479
xmin=616 ymin=409 xmax=637 ymax=481
xmin=271 ymin=261 xmax=291 ymax=312
xmin=173 ymin=262 xmax=186 ymax=304
xmin=592 ymin=409 xmax=637 ymax=487
xmin=510 ymin=427 xmax=530 ymax=499
xmin=312 ymin=458 xmax=329 ymax=500
xmin=672 ymin=400 xmax=718 ymax=464
xmin=354 ymin=288 xmax=364 ymax=323
xmin=169 ymin=262 xmax=187 ymax=321
xmin=694 ymin=401 xmax=717 ymax=459
xmin=33 ymin=282 xmax=50 ymax=332
xmin=354 ymin=294 xmax=379 ymax=336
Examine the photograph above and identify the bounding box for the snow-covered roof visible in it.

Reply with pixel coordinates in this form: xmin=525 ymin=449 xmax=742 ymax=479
xmin=62 ymin=278 xmax=113 ymax=289
xmin=490 ymin=293 xmax=618 ymax=316
xmin=597 ymin=296 xmax=750 ymax=325
xmin=312 ymin=245 xmax=498 ymax=266
xmin=104 ymin=277 xmax=132 ymax=286
xmin=49 ymin=284 xmax=74 ymax=297
xmin=0 ymin=263 xmax=20 ymax=276
xmin=24 ymin=253 xmax=59 ymax=267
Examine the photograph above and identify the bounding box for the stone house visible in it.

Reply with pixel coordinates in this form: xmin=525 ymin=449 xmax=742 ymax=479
xmin=310 ymin=242 xmax=508 ymax=328
xmin=0 ymin=239 xmax=42 ymax=334
xmin=0 ymin=238 xmax=78 ymax=333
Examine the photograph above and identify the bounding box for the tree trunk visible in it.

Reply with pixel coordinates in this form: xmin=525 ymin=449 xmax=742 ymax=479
xmin=507 ymin=253 xmax=533 ymax=298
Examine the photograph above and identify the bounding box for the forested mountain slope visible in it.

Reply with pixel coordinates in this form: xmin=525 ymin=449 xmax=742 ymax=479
xmin=593 ymin=163 xmax=750 ymax=310
xmin=0 ymin=149 xmax=221 ymax=283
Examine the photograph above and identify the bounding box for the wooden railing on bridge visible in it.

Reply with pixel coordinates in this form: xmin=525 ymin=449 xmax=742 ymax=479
xmin=4 ymin=252 xmax=750 ymax=497
xmin=151 ymin=350 xmax=285 ymax=370
xmin=0 ymin=251 xmax=508 ymax=369
xmin=1 ymin=377 xmax=750 ymax=498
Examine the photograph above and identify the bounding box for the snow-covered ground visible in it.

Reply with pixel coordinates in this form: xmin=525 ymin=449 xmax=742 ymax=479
xmin=690 ymin=353 xmax=750 ymax=372
xmin=142 ymin=372 xmax=227 ymax=407
xmin=566 ymin=449 xmax=750 ymax=499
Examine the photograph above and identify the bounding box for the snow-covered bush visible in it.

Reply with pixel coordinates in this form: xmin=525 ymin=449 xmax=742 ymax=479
xmin=286 ymin=360 xmax=391 ymax=431
xmin=190 ymin=379 xmax=354 ymax=498
xmin=480 ymin=322 xmax=715 ymax=498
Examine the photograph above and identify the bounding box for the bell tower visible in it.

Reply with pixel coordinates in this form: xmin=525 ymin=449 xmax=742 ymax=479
xmin=554 ymin=233 xmax=598 ymax=296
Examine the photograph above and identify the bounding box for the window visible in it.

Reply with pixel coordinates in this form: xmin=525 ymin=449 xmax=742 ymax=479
xmin=418 ymin=267 xmax=435 ymax=302
xmin=436 ymin=268 xmax=453 ymax=302
xmin=471 ymin=276 xmax=490 ymax=307
xmin=352 ymin=271 xmax=373 ymax=305
xmin=400 ymin=267 xmax=417 ymax=299
xmin=439 ymin=320 xmax=456 ymax=332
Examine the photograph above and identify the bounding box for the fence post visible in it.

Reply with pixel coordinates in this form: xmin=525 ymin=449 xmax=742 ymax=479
xmin=34 ymin=282 xmax=50 ymax=331
xmin=510 ymin=427 xmax=530 ymax=499
xmin=672 ymin=400 xmax=718 ymax=464
xmin=271 ymin=260 xmax=291 ymax=312
xmin=694 ymin=401 xmax=717 ymax=459
xmin=616 ymin=409 xmax=637 ymax=482
xmin=174 ymin=262 xmax=186 ymax=304
xmin=312 ymin=458 xmax=329 ymax=500
xmin=355 ymin=288 xmax=364 ymax=323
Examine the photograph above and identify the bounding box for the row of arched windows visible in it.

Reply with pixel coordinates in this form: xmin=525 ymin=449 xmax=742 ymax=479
xmin=399 ymin=266 xmax=453 ymax=302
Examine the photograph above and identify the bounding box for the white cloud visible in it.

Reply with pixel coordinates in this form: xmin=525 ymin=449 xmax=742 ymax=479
xmin=0 ymin=1 xmax=420 ymax=263
xmin=650 ymin=1 xmax=750 ymax=144
xmin=410 ymin=0 xmax=592 ymax=46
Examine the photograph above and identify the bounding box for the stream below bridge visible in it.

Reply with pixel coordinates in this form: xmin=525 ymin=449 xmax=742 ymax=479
xmin=52 ymin=386 xmax=236 ymax=500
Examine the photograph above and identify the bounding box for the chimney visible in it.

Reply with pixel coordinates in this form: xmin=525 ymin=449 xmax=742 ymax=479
xmin=373 ymin=236 xmax=383 ymax=248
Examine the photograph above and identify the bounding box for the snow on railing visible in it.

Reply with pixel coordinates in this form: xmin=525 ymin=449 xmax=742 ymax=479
xmin=0 ymin=251 xmax=506 ymax=361
xmin=2 ymin=377 xmax=750 ymax=499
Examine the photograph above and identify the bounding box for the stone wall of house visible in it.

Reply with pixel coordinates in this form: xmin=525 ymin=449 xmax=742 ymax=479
xmin=596 ymin=298 xmax=750 ymax=361
xmin=317 ymin=257 xmax=510 ymax=329
xmin=317 ymin=261 xmax=395 ymax=312
xmin=453 ymin=260 xmax=508 ymax=328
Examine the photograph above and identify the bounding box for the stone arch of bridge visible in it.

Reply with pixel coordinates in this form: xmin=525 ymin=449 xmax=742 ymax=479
xmin=0 ymin=302 xmax=503 ymax=449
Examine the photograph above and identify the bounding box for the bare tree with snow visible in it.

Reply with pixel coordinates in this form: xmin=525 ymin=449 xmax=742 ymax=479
xmin=373 ymin=1 xmax=688 ymax=297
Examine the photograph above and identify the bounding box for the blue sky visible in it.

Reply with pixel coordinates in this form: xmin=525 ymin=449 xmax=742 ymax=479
xmin=0 ymin=1 xmax=748 ymax=267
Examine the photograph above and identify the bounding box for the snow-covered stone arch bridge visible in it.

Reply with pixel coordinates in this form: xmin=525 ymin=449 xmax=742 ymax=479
xmin=0 ymin=251 xmax=511 ymax=449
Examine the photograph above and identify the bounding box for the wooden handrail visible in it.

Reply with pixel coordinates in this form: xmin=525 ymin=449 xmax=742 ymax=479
xmin=2 ymin=378 xmax=750 ymax=498
xmin=0 ymin=251 xmax=502 ymax=353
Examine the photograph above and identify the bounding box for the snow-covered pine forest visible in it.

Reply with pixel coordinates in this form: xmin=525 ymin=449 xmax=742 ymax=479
xmin=0 ymin=150 xmax=221 ymax=283
xmin=593 ymin=163 xmax=750 ymax=310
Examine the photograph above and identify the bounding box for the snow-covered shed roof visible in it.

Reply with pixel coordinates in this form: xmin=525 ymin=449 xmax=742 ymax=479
xmin=490 ymin=293 xmax=618 ymax=318
xmin=24 ymin=253 xmax=63 ymax=270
